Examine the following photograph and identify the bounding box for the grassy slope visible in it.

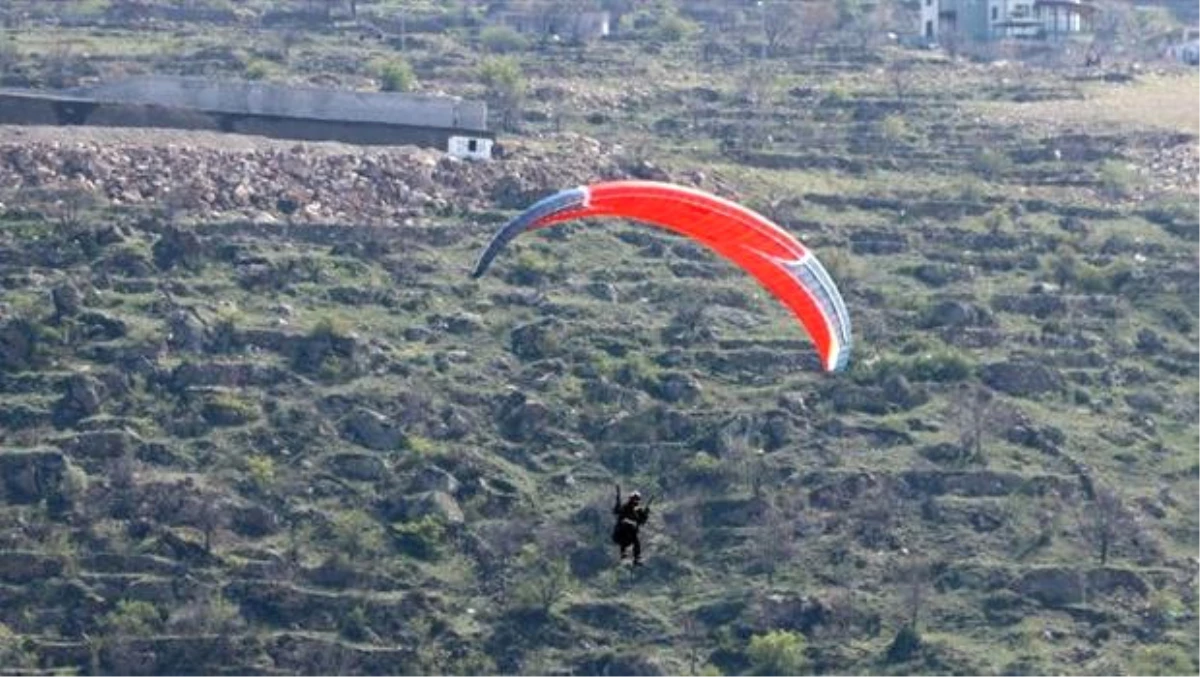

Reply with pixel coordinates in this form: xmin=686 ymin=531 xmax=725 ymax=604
xmin=0 ymin=4 xmax=1197 ymax=676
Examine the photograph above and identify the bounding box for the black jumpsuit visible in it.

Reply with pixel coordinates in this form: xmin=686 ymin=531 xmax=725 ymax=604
xmin=612 ymin=498 xmax=649 ymax=564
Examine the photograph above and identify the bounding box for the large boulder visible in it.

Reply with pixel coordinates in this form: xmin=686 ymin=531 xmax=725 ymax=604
xmin=380 ymin=490 xmax=464 ymax=525
xmin=152 ymin=227 xmax=203 ymax=270
xmin=53 ymin=373 xmax=105 ymax=426
xmin=572 ymin=652 xmax=665 ymax=676
xmin=980 ymin=360 xmax=1065 ymax=397
xmin=167 ymin=310 xmax=208 ymax=352
xmin=51 ymin=281 xmax=83 ymax=318
xmin=0 ymin=447 xmax=68 ymax=504
xmin=340 ymin=407 xmax=406 ymax=451
xmin=326 ymin=452 xmax=389 ymax=482
xmin=0 ymin=319 xmax=39 ymax=372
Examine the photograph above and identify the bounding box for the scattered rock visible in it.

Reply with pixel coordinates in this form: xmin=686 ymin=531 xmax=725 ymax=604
xmin=231 ymin=504 xmax=281 ymax=538
xmin=0 ymin=551 xmax=64 ymax=583
xmin=59 ymin=428 xmax=143 ymax=461
xmin=496 ymin=390 xmax=556 ymax=442
xmin=0 ymin=447 xmax=68 ymax=504
xmin=152 ymin=227 xmax=203 ymax=270
xmin=509 ymin=319 xmax=560 ymax=361
xmin=77 ymin=310 xmax=128 ymax=341
xmin=53 ymin=373 xmax=105 ymax=426
xmin=0 ymin=319 xmax=39 ymax=372
xmin=981 ymin=360 xmax=1065 ymax=397
xmin=51 ymin=282 xmax=83 ymax=318
xmin=326 ymin=452 xmax=389 ymax=482
xmin=1135 ymin=328 xmax=1166 ymax=354
xmin=381 ymin=490 xmax=464 ymax=525
xmin=573 ymin=651 xmax=665 ymax=676
xmin=409 ymin=465 xmax=461 ymax=495
xmin=167 ymin=310 xmax=208 ymax=351
xmin=920 ymin=300 xmax=992 ymax=329
xmin=650 ymin=371 xmax=702 ymax=403
xmin=340 ymin=407 xmax=407 ymax=451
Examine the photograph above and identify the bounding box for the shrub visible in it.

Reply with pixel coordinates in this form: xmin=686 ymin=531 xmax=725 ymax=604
xmin=655 ymin=12 xmax=699 ymax=42
xmin=328 ymin=509 xmax=388 ymax=561
xmin=379 ymin=59 xmax=417 ymax=92
xmin=1126 ymin=643 xmax=1196 ymax=676
xmin=243 ymin=59 xmax=271 ymax=80
xmin=1097 ymin=160 xmax=1141 ymax=200
xmin=103 ymin=600 xmax=163 ymax=637
xmin=202 ymin=392 xmax=260 ymax=426
xmin=886 ymin=625 xmax=923 ymax=663
xmin=480 ymin=25 xmax=527 ymax=53
xmin=393 ymin=515 xmax=446 ymax=561
xmin=244 ymin=455 xmax=276 ymax=492
xmin=747 ymin=629 xmax=808 ymax=675
xmin=681 ymin=451 xmax=728 ymax=488
xmin=970 ymin=149 xmax=1012 ymax=179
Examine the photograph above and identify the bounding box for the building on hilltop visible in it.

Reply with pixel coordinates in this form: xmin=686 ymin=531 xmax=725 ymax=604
xmin=919 ymin=0 xmax=1097 ymax=42
xmin=492 ymin=8 xmax=611 ymax=41
xmin=0 ymin=76 xmax=495 ymax=159
xmin=1162 ymin=27 xmax=1200 ymax=64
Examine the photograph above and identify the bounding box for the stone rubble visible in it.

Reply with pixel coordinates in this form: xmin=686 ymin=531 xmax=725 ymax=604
xmin=0 ymin=126 xmax=730 ymax=224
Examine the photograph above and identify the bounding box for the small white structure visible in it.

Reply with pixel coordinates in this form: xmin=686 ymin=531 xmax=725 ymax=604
xmin=497 ymin=9 xmax=611 ymax=42
xmin=448 ymin=135 xmax=493 ymax=161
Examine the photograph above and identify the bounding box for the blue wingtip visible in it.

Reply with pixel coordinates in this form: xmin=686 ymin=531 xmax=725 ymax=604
xmin=471 ymin=187 xmax=589 ymax=278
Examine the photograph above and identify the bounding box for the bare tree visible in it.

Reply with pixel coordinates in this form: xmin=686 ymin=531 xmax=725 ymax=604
xmin=900 ymin=558 xmax=931 ymax=629
xmin=753 ymin=499 xmax=797 ymax=585
xmin=680 ymin=612 xmax=707 ymax=675
xmin=670 ymin=502 xmax=705 ymax=553
xmin=837 ymin=0 xmax=889 ymax=55
xmin=512 ymin=541 xmax=573 ymax=613
xmin=191 ymin=496 xmax=229 ymax=555
xmin=941 ymin=25 xmax=968 ymax=58
xmin=799 ymin=1 xmax=839 ymax=56
xmin=762 ymin=2 xmax=802 ymax=56
xmin=1077 ymin=485 xmax=1127 ymax=566
xmin=947 ymin=383 xmax=995 ymax=463
xmin=887 ymin=58 xmax=916 ymax=109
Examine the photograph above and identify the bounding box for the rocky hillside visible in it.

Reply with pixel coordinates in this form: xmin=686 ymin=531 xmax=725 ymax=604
xmin=0 ymin=5 xmax=1197 ymax=676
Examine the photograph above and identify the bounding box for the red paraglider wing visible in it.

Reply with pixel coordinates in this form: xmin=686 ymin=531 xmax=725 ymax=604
xmin=473 ymin=181 xmax=852 ymax=372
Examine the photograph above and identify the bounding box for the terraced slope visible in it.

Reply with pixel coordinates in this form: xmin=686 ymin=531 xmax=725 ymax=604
xmin=0 ymin=10 xmax=1197 ymax=677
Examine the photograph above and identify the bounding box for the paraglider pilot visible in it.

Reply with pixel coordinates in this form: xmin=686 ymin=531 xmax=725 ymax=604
xmin=612 ymin=485 xmax=651 ymax=566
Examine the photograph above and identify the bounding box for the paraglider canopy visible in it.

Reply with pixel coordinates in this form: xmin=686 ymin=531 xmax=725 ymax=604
xmin=472 ymin=180 xmax=852 ymax=372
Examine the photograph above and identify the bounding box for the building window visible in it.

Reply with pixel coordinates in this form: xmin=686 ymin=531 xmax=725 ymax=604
xmin=925 ymin=19 xmax=934 ymax=37
xmin=468 ymin=139 xmax=478 ymax=152
xmin=991 ymin=6 xmax=998 ymax=19
xmin=926 ymin=0 xmax=933 ymax=7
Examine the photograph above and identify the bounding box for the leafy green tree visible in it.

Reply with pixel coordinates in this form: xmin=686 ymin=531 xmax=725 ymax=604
xmin=480 ymin=56 xmax=526 ymax=130
xmin=379 ymin=59 xmax=417 ymax=92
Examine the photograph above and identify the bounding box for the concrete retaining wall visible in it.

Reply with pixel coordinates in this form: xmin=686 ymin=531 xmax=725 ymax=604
xmin=0 ymin=92 xmax=493 ymax=149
